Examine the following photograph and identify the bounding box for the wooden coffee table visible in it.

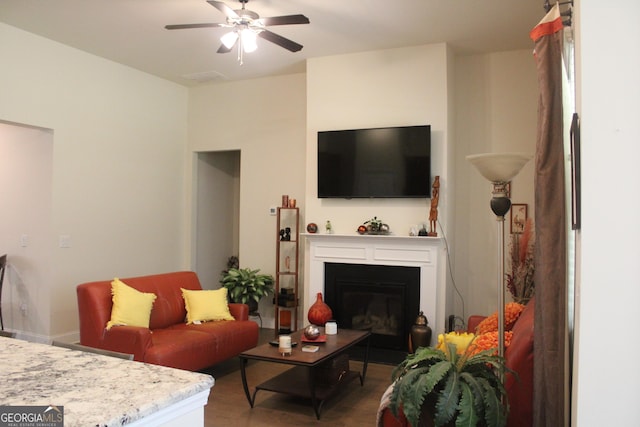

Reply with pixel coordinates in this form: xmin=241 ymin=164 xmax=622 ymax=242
xmin=238 ymin=328 xmax=371 ymax=419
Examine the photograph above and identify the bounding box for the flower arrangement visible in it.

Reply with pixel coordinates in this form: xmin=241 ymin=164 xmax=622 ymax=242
xmin=436 ymin=304 xmax=522 ymax=358
xmin=358 ymin=216 xmax=390 ymax=234
xmin=506 ymin=218 xmax=535 ymax=304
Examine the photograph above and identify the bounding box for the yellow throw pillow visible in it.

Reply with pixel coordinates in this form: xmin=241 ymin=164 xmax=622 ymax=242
xmin=106 ymin=278 xmax=157 ymax=330
xmin=182 ymin=287 xmax=235 ymax=324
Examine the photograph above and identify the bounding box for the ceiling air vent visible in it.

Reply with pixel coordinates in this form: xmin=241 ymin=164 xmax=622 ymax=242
xmin=181 ymin=70 xmax=228 ymax=83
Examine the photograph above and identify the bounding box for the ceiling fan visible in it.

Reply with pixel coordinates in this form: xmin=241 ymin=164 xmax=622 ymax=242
xmin=165 ymin=0 xmax=310 ymax=59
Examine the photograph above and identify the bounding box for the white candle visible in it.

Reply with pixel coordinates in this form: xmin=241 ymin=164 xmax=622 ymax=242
xmin=325 ymin=321 xmax=338 ymax=335
xmin=278 ymin=335 xmax=292 ymax=355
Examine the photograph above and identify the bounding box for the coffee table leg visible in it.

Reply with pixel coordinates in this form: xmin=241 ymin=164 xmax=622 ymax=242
xmin=361 ymin=334 xmax=371 ymax=386
xmin=239 ymin=357 xmax=255 ymax=407
xmin=308 ymin=367 xmax=322 ymax=420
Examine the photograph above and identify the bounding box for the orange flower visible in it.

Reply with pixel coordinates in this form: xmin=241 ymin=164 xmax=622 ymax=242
xmin=475 ymin=303 xmax=525 ymax=335
xmin=468 ymin=331 xmax=513 ymax=356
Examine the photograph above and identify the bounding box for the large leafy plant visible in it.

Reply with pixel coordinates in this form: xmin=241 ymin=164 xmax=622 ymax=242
xmin=220 ymin=267 xmax=274 ymax=305
xmin=389 ymin=339 xmax=510 ymax=427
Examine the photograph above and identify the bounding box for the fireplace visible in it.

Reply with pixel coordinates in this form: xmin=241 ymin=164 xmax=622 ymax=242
xmin=304 ymin=233 xmax=448 ymax=347
xmin=324 ymin=263 xmax=420 ymax=351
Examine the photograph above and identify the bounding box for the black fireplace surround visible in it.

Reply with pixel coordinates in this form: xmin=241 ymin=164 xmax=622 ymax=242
xmin=324 ymin=262 xmax=420 ymax=351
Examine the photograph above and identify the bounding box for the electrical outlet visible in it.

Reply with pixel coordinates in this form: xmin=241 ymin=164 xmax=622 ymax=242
xmin=59 ymin=234 xmax=71 ymax=248
xmin=20 ymin=303 xmax=28 ymax=316
xmin=269 ymin=206 xmax=277 ymax=216
xmin=20 ymin=234 xmax=29 ymax=247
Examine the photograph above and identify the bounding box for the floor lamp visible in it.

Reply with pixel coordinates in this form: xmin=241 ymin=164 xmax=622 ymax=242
xmin=466 ymin=153 xmax=532 ymax=362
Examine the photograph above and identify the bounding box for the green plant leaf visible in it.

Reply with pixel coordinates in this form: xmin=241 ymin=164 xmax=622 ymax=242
xmin=479 ymin=377 xmax=507 ymax=427
xmin=455 ymin=383 xmax=479 ymax=427
xmin=397 ymin=366 xmax=429 ymax=420
xmin=459 ymin=372 xmax=486 ymax=419
xmin=434 ymin=371 xmax=460 ymax=426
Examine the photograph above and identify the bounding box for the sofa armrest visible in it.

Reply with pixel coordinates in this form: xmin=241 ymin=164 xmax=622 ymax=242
xmin=100 ymin=326 xmax=153 ymax=362
xmin=229 ymin=303 xmax=249 ymax=321
xmin=467 ymin=315 xmax=487 ymax=334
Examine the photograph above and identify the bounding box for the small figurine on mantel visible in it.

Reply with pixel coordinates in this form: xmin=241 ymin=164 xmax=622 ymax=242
xmin=428 ymin=176 xmax=440 ymax=236
xmin=325 ymin=220 xmax=333 ymax=234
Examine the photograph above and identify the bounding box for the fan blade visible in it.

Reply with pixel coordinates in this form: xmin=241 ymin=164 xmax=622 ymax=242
xmin=165 ymin=23 xmax=226 ymax=30
xmin=258 ymin=29 xmax=303 ymax=52
xmin=207 ymin=0 xmax=239 ymax=19
xmin=260 ymin=14 xmax=310 ymax=26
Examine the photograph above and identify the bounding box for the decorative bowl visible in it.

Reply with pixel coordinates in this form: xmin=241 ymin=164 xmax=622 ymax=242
xmin=303 ymin=324 xmax=321 ymax=340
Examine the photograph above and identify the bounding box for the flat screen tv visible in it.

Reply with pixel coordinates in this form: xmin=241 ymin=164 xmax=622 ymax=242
xmin=317 ymin=125 xmax=431 ymax=198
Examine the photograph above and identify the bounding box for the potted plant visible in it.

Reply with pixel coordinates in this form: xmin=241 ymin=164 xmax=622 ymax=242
xmin=220 ymin=267 xmax=274 ymax=314
xmin=388 ymin=338 xmax=510 ymax=427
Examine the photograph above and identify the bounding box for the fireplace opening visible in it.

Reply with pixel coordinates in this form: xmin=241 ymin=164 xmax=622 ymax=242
xmin=324 ymin=262 xmax=420 ymax=352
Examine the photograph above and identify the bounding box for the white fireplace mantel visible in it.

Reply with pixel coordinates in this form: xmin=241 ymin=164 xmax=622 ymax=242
xmin=303 ymin=233 xmax=448 ymax=340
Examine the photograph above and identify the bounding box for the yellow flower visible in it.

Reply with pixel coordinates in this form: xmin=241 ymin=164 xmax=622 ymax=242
xmin=436 ymin=332 xmax=475 ymax=355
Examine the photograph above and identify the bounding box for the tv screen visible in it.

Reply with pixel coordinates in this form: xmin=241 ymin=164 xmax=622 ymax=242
xmin=317 ymin=125 xmax=431 ymax=198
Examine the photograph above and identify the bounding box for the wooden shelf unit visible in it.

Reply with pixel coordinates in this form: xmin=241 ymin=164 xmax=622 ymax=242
xmin=275 ymin=207 xmax=299 ymax=337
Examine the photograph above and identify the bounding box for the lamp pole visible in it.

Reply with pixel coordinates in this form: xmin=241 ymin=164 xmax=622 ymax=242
xmin=489 ymin=181 xmax=512 ymax=361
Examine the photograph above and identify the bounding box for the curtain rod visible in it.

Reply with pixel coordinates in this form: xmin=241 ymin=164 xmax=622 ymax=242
xmin=544 ymin=0 xmax=573 ymax=12
xmin=543 ymin=0 xmax=573 ymax=26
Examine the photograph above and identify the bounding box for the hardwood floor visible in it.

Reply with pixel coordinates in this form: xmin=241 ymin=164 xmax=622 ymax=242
xmin=201 ymin=329 xmax=395 ymax=426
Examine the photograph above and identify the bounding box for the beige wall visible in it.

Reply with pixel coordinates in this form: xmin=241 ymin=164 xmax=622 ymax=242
xmin=0 ymin=23 xmax=189 ymax=340
xmin=305 ymin=44 xmax=453 ymax=238
xmin=304 ymin=43 xmax=455 ymax=325
xmin=454 ymin=50 xmax=537 ymax=319
xmin=187 ymin=74 xmax=307 ymax=322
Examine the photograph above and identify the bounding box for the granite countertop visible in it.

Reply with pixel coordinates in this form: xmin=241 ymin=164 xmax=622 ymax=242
xmin=0 ymin=336 xmax=214 ymax=426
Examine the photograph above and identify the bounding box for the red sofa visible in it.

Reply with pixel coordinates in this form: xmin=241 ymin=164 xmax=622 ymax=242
xmin=378 ymin=298 xmax=534 ymax=427
xmin=77 ymin=271 xmax=259 ymax=371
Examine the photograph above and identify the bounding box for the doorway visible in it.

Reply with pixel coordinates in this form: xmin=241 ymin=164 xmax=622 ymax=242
xmin=194 ymin=150 xmax=241 ymax=289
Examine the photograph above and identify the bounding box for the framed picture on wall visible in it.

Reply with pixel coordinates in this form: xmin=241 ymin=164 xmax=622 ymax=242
xmin=570 ymin=112 xmax=581 ymax=230
xmin=510 ymin=204 xmax=527 ymax=234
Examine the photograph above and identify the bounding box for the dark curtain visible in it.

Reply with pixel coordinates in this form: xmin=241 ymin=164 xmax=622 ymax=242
xmin=530 ymin=6 xmax=567 ymax=427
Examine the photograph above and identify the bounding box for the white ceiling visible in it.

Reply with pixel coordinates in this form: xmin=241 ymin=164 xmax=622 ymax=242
xmin=0 ymin=0 xmax=544 ymax=87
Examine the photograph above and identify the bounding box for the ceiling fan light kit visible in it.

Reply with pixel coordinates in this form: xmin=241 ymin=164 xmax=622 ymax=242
xmin=165 ymin=0 xmax=309 ymax=64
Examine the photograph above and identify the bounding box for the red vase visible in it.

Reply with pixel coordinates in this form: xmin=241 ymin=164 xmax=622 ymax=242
xmin=308 ymin=292 xmax=333 ymax=326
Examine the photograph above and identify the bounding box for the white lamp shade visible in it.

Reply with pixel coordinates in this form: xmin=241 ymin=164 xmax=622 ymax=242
xmin=241 ymin=29 xmax=258 ymax=53
xmin=221 ymin=31 xmax=239 ymax=49
xmin=466 ymin=153 xmax=532 ymax=183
